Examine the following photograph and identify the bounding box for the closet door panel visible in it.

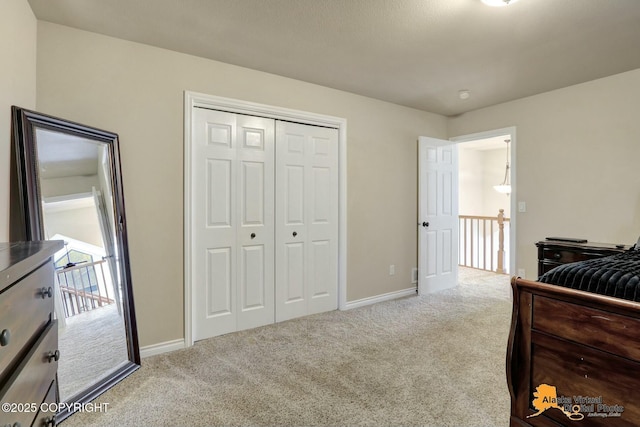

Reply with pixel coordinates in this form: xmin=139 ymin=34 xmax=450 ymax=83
xmin=239 ymin=245 xmax=266 ymax=309
xmin=241 ymin=161 xmax=265 ymax=225
xmin=276 ymin=122 xmax=338 ymax=321
xmin=310 ymin=240 xmax=331 ymax=298
xmin=236 ymin=115 xmax=275 ymax=331
xmin=306 ymin=130 xmax=339 ymax=315
xmin=193 ymin=109 xmax=238 ymax=339
xmin=206 ymin=159 xmax=233 ymax=227
xmin=206 ymin=247 xmax=233 ymax=317
xmin=285 ymin=166 xmax=305 ymax=225
xmin=275 ymin=126 xmax=307 ymax=321
xmin=311 ymin=166 xmax=330 ymax=223
xmin=193 ymin=109 xmax=275 ymax=339
xmin=284 ymin=242 xmax=305 ymax=303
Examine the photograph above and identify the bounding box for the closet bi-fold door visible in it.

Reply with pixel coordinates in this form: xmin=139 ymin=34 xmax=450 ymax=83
xmin=275 ymin=121 xmax=339 ymax=322
xmin=192 ymin=108 xmax=275 ymax=340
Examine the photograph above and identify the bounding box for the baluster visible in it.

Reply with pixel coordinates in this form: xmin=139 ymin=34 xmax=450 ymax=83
xmin=497 ymin=209 xmax=505 ymax=274
xmin=490 ymin=220 xmax=494 ymax=272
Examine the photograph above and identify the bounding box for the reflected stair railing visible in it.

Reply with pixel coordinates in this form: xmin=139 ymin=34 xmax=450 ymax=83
xmin=56 ymin=259 xmax=115 ymax=318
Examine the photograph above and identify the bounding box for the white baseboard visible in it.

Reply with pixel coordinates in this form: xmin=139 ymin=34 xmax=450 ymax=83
xmin=142 ymin=289 xmax=417 ymax=355
xmin=140 ymin=338 xmax=186 ymax=358
xmin=342 ymin=287 xmax=417 ymax=311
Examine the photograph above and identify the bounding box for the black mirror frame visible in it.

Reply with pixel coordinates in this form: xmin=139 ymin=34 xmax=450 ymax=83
xmin=11 ymin=106 xmax=140 ymax=423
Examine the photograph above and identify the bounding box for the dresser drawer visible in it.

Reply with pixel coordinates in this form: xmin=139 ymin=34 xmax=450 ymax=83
xmin=32 ymin=379 xmax=57 ymax=427
xmin=0 ymin=262 xmax=54 ymax=380
xmin=531 ymin=332 xmax=640 ymax=426
xmin=532 ymin=296 xmax=640 ymax=362
xmin=541 ymin=248 xmax=611 ymax=263
xmin=0 ymin=321 xmax=58 ymax=427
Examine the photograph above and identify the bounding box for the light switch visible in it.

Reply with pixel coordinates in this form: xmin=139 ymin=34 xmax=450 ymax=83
xmin=518 ymin=201 xmax=526 ymax=213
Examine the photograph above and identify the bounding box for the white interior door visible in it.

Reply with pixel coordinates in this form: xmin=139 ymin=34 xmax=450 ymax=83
xmin=192 ymin=108 xmax=275 ymax=340
xmin=418 ymin=136 xmax=459 ymax=294
xmin=275 ymin=122 xmax=339 ymax=321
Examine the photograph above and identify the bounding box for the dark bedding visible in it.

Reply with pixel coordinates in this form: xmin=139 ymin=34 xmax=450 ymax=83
xmin=539 ymin=249 xmax=640 ymax=302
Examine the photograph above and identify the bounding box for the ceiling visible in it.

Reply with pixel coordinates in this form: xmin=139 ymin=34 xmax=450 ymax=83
xmin=27 ymin=0 xmax=640 ymax=117
xmin=36 ymin=128 xmax=99 ymax=179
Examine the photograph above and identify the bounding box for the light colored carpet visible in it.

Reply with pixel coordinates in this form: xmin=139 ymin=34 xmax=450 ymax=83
xmin=61 ymin=268 xmax=512 ymax=427
xmin=58 ymin=303 xmax=130 ymax=401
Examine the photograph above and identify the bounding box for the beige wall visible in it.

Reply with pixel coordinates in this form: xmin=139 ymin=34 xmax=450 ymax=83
xmin=44 ymin=206 xmax=103 ymax=248
xmin=0 ymin=0 xmax=37 ymax=241
xmin=450 ymin=69 xmax=640 ymax=279
xmin=458 ymin=147 xmax=511 ymax=218
xmin=36 ymin=22 xmax=448 ymax=347
xmin=458 ymin=148 xmax=484 ymax=216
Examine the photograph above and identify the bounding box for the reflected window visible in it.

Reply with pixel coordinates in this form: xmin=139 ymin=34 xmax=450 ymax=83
xmin=55 ymin=249 xmax=98 ymax=294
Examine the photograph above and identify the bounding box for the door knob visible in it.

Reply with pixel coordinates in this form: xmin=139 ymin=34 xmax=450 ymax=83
xmin=292 ymin=231 xmax=297 ymax=237
xmin=422 ymin=222 xmax=429 ymax=228
xmin=250 ymin=233 xmax=256 ymax=239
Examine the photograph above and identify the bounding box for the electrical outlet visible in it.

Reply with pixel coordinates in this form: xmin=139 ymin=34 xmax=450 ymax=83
xmin=517 ymin=268 xmax=525 ymax=278
xmin=389 ymin=265 xmax=395 ymax=276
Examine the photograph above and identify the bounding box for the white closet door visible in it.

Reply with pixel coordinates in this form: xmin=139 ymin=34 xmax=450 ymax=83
xmin=275 ymin=122 xmax=339 ymax=322
xmin=192 ymin=108 xmax=275 ymax=340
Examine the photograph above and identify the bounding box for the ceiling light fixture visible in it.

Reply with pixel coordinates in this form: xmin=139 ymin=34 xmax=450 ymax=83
xmin=493 ymin=139 xmax=511 ymax=195
xmin=482 ymin=0 xmax=520 ymax=6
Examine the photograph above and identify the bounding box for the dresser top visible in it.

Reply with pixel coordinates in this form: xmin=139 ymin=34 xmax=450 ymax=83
xmin=0 ymin=241 xmax=64 ymax=291
xmin=536 ymin=240 xmax=631 ymax=251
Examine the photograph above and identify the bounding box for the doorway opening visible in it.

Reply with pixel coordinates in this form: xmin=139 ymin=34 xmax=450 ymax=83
xmin=452 ymin=127 xmax=516 ymax=278
xmin=417 ymin=128 xmax=515 ymax=295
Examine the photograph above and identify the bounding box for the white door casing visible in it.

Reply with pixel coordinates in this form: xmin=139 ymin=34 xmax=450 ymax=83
xmin=192 ymin=108 xmax=275 ymax=340
xmin=418 ymin=136 xmax=459 ymax=294
xmin=275 ymin=122 xmax=339 ymax=322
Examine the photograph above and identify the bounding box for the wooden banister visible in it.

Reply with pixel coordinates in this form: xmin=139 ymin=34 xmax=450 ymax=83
xmin=459 ymin=210 xmax=510 ymax=274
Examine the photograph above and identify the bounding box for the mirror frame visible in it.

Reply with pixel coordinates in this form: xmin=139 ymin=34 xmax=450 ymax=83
xmin=11 ymin=106 xmax=140 ymax=422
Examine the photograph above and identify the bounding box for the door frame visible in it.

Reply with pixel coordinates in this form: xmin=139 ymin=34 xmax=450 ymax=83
xmin=183 ymin=91 xmax=348 ymax=347
xmin=450 ymin=126 xmax=517 ymax=276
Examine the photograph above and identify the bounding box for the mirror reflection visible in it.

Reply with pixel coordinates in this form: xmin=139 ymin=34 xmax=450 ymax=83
xmin=12 ymin=106 xmax=139 ymax=422
xmin=35 ymin=129 xmax=130 ymax=401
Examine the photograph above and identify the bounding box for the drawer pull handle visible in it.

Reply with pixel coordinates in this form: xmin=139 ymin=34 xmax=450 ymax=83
xmin=12 ymin=422 xmax=21 ymax=427
xmin=39 ymin=287 xmax=53 ymax=299
xmin=0 ymin=329 xmax=10 ymax=346
xmin=47 ymin=349 xmax=60 ymax=363
xmin=44 ymin=416 xmax=55 ymax=427
xmin=553 ymin=253 xmax=561 ymax=259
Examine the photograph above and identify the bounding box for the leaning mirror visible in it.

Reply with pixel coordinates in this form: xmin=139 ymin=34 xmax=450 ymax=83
xmin=11 ymin=107 xmax=140 ymax=422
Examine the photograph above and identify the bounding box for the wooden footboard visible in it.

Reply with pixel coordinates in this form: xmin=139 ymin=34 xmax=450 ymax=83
xmin=507 ymin=277 xmax=640 ymax=427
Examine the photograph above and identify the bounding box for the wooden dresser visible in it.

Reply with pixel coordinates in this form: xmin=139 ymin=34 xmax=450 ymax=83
xmin=0 ymin=241 xmax=63 ymax=427
xmin=536 ymin=239 xmax=629 ymax=277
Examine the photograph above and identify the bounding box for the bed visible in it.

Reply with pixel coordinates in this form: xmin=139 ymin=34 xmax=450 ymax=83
xmin=507 ymin=249 xmax=640 ymax=426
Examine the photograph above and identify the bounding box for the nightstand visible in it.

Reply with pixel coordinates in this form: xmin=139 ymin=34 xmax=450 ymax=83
xmin=536 ymin=239 xmax=630 ymax=277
